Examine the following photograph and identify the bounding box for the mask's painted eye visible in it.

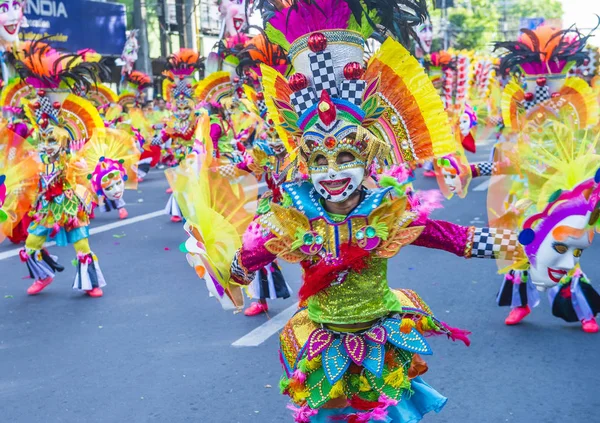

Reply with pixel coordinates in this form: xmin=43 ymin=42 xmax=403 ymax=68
xmin=336 ymin=152 xmax=355 ymax=165
xmin=314 ymin=154 xmax=327 ymax=166
xmin=0 ymin=4 xmax=8 ymax=13
xmin=573 ymin=249 xmax=583 ymax=258
xmin=552 ymin=242 xmax=568 ymax=254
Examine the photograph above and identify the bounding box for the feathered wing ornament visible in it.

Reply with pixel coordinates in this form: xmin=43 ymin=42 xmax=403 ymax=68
xmin=364 ymin=38 xmax=455 ymax=165
xmin=194 ymin=71 xmax=233 ymax=104
xmin=168 ymin=114 xmax=259 ymax=310
xmin=259 ymin=64 xmax=298 ymax=137
xmin=0 ymin=127 xmax=40 ymax=243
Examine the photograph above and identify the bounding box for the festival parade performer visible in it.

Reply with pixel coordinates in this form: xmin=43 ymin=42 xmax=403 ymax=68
xmin=235 ymin=32 xmax=294 ymax=316
xmin=9 ymin=41 xmax=109 ymax=297
xmin=161 ymin=48 xmax=205 ymax=222
xmin=75 ymin=129 xmax=140 ymax=220
xmin=173 ymin=1 xmax=532 ymax=421
xmin=484 ymin=24 xmax=600 ymax=330
xmin=488 ymin=122 xmax=600 ymax=333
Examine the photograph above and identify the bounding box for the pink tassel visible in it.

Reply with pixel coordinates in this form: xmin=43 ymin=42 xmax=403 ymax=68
xmin=513 ymin=273 xmax=522 ymax=284
xmin=440 ymin=322 xmax=471 ymax=347
xmin=292 ymin=369 xmax=307 ymax=384
xmin=505 ymin=274 xmax=514 ymax=282
xmin=378 ymin=395 xmax=398 ymax=408
xmin=19 ymin=249 xmax=29 ymax=262
xmin=356 ymin=408 xmax=388 ymax=422
xmin=287 ymin=404 xmax=318 ymax=423
xmin=77 ymin=253 xmax=93 ymax=265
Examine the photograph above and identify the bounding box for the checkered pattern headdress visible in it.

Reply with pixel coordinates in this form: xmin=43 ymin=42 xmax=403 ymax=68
xmin=259 ymin=0 xmax=458 ymax=169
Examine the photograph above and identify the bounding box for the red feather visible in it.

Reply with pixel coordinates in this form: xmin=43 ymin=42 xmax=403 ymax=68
xmin=298 ymin=243 xmax=370 ymax=301
xmin=349 ymin=395 xmax=382 ymax=411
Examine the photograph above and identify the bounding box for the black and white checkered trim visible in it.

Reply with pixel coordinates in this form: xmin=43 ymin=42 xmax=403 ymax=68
xmin=339 ymin=80 xmax=366 ymax=106
xmin=472 ymin=227 xmax=519 ymax=259
xmin=257 ymin=99 xmax=268 ymax=118
xmin=35 ymin=96 xmax=59 ymax=123
xmin=230 ymin=250 xmax=255 ymax=285
xmin=291 ymin=87 xmax=317 ymax=116
xmin=524 ymin=86 xmax=551 ymax=111
xmin=476 ymin=161 xmax=494 ymax=176
xmin=151 ymin=135 xmax=163 ymax=146
xmin=309 ymin=51 xmax=338 ymax=98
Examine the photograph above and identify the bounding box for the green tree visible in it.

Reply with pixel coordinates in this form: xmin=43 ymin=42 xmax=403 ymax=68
xmin=430 ymin=0 xmax=501 ymax=51
xmin=506 ymin=0 xmax=563 ymax=20
xmin=113 ymin=0 xmax=134 ymax=29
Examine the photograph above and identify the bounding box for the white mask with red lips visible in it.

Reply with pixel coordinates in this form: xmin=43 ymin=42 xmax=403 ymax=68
xmin=416 ymin=19 xmax=433 ymax=55
xmin=102 ymin=176 xmax=125 ymax=201
xmin=0 ymin=0 xmax=24 ymax=46
xmin=309 ymin=149 xmax=365 ymax=203
xmin=528 ymin=214 xmax=592 ymax=290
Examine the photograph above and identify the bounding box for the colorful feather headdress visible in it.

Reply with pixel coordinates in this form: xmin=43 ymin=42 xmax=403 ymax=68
xmin=256 ymin=0 xmax=453 ymax=169
xmin=9 ymin=40 xmax=105 ymax=148
xmin=496 ymin=24 xmax=599 ymax=132
xmin=119 ymin=70 xmax=152 ymax=109
xmin=162 ymin=49 xmax=205 ymax=105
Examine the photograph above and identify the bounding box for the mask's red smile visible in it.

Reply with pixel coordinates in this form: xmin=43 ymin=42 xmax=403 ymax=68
xmin=548 ymin=268 xmax=567 ymax=283
xmin=4 ymin=24 xmax=17 ymax=35
xmin=320 ymin=178 xmax=350 ymax=196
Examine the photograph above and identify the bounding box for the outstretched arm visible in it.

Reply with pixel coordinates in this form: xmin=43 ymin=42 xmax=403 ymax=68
xmin=230 ymin=221 xmax=278 ymax=285
xmin=411 ymin=218 xmax=524 ymax=260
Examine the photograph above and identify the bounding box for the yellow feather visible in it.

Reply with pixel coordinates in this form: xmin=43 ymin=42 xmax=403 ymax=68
xmin=365 ymin=38 xmax=455 ymax=162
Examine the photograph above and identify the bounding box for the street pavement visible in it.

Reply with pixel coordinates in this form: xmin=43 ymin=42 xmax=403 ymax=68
xmin=1 ymin=140 xmax=599 ymax=423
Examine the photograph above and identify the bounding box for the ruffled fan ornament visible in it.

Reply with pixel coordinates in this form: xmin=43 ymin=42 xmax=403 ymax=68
xmin=495 ymin=24 xmax=600 ymax=132
xmin=256 ymin=0 xmax=454 ymax=172
xmin=0 ymin=127 xmax=40 ymax=243
xmin=73 ymin=129 xmax=141 ymax=197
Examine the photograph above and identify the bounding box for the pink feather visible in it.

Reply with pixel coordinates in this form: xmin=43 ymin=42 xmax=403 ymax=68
xmin=410 ymin=189 xmax=444 ymax=221
xmin=269 ymin=0 xmax=352 ymax=44
xmin=291 ymin=369 xmax=307 ymax=384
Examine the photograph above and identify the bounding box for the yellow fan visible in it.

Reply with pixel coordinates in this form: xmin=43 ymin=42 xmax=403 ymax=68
xmin=167 ymin=114 xmax=259 ymax=310
xmin=72 ymin=128 xmax=141 ymax=190
xmin=0 ymin=127 xmax=40 ymax=243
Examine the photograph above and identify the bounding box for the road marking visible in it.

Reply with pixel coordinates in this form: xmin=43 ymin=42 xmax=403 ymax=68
xmin=0 ymin=209 xmax=167 ymax=261
xmin=232 ymin=302 xmax=299 ymax=347
xmin=473 ymin=179 xmax=490 ymax=191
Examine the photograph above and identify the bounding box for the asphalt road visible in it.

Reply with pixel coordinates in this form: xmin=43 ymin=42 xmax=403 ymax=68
xmin=1 ymin=140 xmax=599 ymax=423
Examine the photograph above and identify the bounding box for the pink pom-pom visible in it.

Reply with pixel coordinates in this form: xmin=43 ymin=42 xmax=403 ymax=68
xmin=287 ymin=404 xmax=318 ymax=423
xmin=77 ymin=253 xmax=93 ymax=265
xmin=19 ymin=249 xmax=29 ymax=262
xmin=292 ymin=369 xmax=307 ymax=384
